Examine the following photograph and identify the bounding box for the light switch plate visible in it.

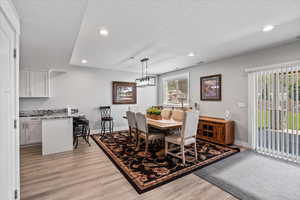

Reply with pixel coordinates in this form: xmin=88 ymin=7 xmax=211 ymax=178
xmin=238 ymin=102 xmax=246 ymax=108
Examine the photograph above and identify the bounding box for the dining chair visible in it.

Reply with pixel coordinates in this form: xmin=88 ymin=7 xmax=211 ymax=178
xmin=99 ymin=106 xmax=114 ymax=138
xmin=171 ymin=109 xmax=184 ymax=122
xmin=126 ymin=111 xmax=138 ymax=143
xmin=165 ymin=111 xmax=199 ymax=165
xmin=135 ymin=112 xmax=165 ymax=153
xmin=161 ymin=109 xmax=172 ymax=120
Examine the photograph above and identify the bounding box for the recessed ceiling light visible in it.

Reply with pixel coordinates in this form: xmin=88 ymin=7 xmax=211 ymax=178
xmin=99 ymin=28 xmax=109 ymax=36
xmin=263 ymin=25 xmax=275 ymax=32
xmin=188 ymin=52 xmax=195 ymax=57
xmin=81 ymin=59 xmax=88 ymax=64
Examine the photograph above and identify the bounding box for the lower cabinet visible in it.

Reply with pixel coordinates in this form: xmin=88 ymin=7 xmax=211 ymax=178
xmin=20 ymin=119 xmax=42 ymax=145
xmin=197 ymin=116 xmax=235 ymax=145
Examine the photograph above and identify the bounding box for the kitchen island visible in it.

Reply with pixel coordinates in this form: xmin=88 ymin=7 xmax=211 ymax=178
xmin=20 ymin=108 xmax=83 ymax=156
xmin=41 ymin=116 xmax=73 ymax=155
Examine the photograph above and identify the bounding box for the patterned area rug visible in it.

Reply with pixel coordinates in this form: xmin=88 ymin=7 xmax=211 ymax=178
xmin=91 ymin=131 xmax=239 ymax=194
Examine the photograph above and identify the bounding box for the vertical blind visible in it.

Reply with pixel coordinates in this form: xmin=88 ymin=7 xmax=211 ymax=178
xmin=252 ymin=64 xmax=300 ymax=162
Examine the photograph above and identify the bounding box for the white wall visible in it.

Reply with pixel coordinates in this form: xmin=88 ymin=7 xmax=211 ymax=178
xmin=20 ymin=66 xmax=157 ymax=131
xmin=158 ymin=41 xmax=300 ymax=145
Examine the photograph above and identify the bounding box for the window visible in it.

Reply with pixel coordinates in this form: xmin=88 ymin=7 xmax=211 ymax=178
xmin=163 ymin=73 xmax=189 ymax=105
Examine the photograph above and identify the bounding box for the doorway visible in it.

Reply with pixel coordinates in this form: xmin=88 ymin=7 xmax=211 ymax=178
xmin=248 ymin=63 xmax=300 ymax=162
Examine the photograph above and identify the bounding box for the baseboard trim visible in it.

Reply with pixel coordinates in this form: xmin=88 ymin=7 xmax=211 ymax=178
xmin=90 ymin=127 xmax=128 ymax=135
xmin=234 ymin=140 xmax=251 ymax=148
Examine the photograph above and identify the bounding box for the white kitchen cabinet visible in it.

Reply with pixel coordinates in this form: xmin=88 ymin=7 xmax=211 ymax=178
xmin=20 ymin=70 xmax=50 ymax=98
xmin=19 ymin=71 xmax=29 ymax=97
xmin=20 ymin=118 xmax=42 ymax=145
xmin=19 ymin=119 xmax=27 ymax=145
xmin=27 ymin=120 xmax=42 ymax=144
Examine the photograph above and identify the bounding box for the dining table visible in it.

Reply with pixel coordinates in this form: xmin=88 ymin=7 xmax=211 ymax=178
xmin=147 ymin=118 xmax=182 ymax=130
xmin=123 ymin=116 xmax=183 ymax=130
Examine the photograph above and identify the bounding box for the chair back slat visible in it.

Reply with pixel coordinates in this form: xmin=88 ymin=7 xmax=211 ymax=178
xmin=126 ymin=111 xmax=136 ymax=129
xmin=171 ymin=109 xmax=184 ymax=122
xmin=135 ymin=112 xmax=148 ymax=133
xmin=181 ymin=111 xmax=199 ymax=139
xmin=161 ymin=109 xmax=172 ymax=120
xmin=99 ymin=106 xmax=111 ymax=118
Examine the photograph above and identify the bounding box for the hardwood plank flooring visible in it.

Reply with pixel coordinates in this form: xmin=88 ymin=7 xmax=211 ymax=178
xmin=20 ymin=138 xmax=237 ymax=200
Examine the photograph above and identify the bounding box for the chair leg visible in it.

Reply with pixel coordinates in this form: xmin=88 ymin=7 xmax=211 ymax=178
xmin=129 ymin=127 xmax=133 ymax=143
xmin=84 ymin=136 xmax=91 ymax=146
xmin=75 ymin=137 xmax=79 ymax=149
xmin=181 ymin=144 xmax=185 ymax=166
xmin=73 ymin=136 xmax=76 ymax=146
xmin=165 ymin=140 xmax=168 ymax=156
xmin=108 ymin=120 xmax=113 ymax=134
xmin=145 ymin=138 xmax=149 ymax=154
xmin=194 ymin=142 xmax=198 ymax=162
xmin=109 ymin=121 xmax=111 ymax=134
xmin=100 ymin=121 xmax=104 ymax=139
xmin=135 ymin=132 xmax=139 ymax=147
xmin=136 ymin=136 xmax=141 ymax=151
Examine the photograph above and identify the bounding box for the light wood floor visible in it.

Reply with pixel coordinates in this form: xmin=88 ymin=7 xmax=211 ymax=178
xmin=20 ymin=138 xmax=237 ymax=200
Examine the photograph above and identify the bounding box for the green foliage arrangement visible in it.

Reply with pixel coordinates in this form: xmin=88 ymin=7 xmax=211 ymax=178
xmin=147 ymin=107 xmax=161 ymax=115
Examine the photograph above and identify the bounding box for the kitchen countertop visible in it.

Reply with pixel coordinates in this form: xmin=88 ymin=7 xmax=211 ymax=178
xmin=20 ymin=114 xmax=84 ymax=120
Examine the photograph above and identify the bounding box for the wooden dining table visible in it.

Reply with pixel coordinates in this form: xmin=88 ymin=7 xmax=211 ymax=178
xmin=123 ymin=116 xmax=182 ymax=130
xmin=146 ymin=118 xmax=182 ymax=130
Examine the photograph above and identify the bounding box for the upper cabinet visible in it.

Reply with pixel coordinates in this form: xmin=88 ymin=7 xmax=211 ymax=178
xmin=20 ymin=70 xmax=50 ymax=98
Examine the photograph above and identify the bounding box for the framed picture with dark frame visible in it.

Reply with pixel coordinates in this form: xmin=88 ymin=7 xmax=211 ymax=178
xmin=112 ymin=81 xmax=137 ymax=104
xmin=200 ymin=74 xmax=222 ymax=101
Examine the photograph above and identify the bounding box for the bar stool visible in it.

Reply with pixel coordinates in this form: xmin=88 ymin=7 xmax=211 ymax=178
xmin=73 ymin=117 xmax=90 ymax=149
xmin=99 ymin=106 xmax=114 ymax=138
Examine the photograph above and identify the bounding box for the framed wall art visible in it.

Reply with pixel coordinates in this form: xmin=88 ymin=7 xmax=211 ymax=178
xmin=200 ymin=74 xmax=221 ymax=101
xmin=112 ymin=81 xmax=137 ymax=104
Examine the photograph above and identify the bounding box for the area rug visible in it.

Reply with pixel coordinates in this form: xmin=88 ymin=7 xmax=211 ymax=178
xmin=194 ymin=150 xmax=300 ymax=200
xmin=91 ymin=131 xmax=239 ymax=193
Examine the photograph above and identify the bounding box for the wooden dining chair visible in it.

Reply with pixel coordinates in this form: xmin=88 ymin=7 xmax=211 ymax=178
xmin=165 ymin=111 xmax=199 ymax=165
xmin=126 ymin=111 xmax=138 ymax=144
xmin=171 ymin=109 xmax=185 ymax=122
xmin=161 ymin=109 xmax=172 ymax=120
xmin=135 ymin=112 xmax=164 ymax=153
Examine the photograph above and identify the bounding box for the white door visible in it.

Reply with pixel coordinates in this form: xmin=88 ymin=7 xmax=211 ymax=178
xmin=249 ymin=64 xmax=300 ymax=163
xmin=0 ymin=10 xmax=18 ymax=200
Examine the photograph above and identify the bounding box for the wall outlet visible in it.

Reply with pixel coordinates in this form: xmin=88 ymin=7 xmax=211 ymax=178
xmin=238 ymin=102 xmax=246 ymax=108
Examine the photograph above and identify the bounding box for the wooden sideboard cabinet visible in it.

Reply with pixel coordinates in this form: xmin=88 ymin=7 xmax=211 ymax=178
xmin=197 ymin=116 xmax=234 ymax=145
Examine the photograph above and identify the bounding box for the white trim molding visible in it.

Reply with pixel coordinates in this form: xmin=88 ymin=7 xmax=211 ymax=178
xmin=0 ymin=0 xmax=20 ymax=34
xmin=162 ymin=72 xmax=190 ymax=106
xmin=245 ymin=60 xmax=300 ymax=73
xmin=234 ymin=140 xmax=251 ymax=148
xmin=247 ymin=72 xmax=256 ymax=149
xmin=0 ymin=1 xmax=20 ymax=199
xmin=90 ymin=126 xmax=128 ymax=135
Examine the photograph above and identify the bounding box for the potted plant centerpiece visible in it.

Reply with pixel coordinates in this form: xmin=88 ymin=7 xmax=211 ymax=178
xmin=146 ymin=107 xmax=162 ymax=120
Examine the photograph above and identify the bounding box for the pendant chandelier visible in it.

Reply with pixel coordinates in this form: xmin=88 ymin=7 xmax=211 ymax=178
xmin=135 ymin=58 xmax=156 ymax=87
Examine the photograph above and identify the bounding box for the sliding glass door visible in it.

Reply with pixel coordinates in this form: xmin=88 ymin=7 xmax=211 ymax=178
xmin=250 ymin=65 xmax=300 ymax=162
